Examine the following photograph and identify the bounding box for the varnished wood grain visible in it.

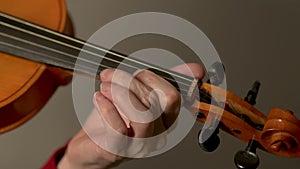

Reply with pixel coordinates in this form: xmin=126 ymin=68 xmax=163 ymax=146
xmin=191 ymin=82 xmax=300 ymax=158
xmin=0 ymin=0 xmax=72 ymax=133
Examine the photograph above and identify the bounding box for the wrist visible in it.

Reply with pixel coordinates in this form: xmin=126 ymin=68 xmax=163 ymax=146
xmin=41 ymin=143 xmax=68 ymax=169
xmin=57 ymin=154 xmax=72 ymax=169
xmin=57 ymin=152 xmax=111 ymax=169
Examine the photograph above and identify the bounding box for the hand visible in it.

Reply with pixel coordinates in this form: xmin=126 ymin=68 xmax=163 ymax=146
xmin=58 ymin=63 xmax=204 ymax=169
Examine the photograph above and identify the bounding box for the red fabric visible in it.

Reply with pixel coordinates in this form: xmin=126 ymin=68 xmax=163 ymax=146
xmin=41 ymin=144 xmax=68 ymax=169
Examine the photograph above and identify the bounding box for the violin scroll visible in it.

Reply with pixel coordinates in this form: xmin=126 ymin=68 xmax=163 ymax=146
xmin=261 ymin=108 xmax=300 ymax=157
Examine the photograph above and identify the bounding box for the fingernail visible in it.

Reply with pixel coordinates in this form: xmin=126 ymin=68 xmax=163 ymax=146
xmin=100 ymin=83 xmax=108 ymax=94
xmin=100 ymin=69 xmax=111 ymax=81
xmin=99 ymin=83 xmax=103 ymax=92
xmin=93 ymin=91 xmax=102 ymax=111
xmin=100 ymin=69 xmax=108 ymax=81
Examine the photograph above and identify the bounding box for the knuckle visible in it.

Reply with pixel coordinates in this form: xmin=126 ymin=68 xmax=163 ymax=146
xmin=100 ymin=82 xmax=111 ymax=94
xmin=100 ymin=105 xmax=115 ymax=114
xmin=116 ymin=88 xmax=128 ymax=99
xmin=112 ymin=70 xmax=131 ymax=83
xmin=165 ymin=90 xmax=181 ymax=107
xmin=100 ymin=68 xmax=115 ymax=80
xmin=135 ymin=70 xmax=155 ymax=82
xmin=109 ymin=85 xmax=127 ymax=101
xmin=139 ymin=89 xmax=152 ymax=107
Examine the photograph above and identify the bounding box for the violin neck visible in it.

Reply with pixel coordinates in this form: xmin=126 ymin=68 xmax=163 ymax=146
xmin=0 ymin=12 xmax=198 ymax=100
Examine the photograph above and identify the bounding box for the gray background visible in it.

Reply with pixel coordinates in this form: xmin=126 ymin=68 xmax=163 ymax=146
xmin=1 ymin=0 xmax=300 ymax=168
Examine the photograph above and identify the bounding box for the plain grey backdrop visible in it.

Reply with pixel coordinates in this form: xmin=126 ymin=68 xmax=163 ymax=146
xmin=1 ymin=0 xmax=300 ymax=168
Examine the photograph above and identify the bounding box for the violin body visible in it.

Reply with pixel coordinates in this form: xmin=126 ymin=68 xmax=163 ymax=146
xmin=0 ymin=0 xmax=72 ymax=133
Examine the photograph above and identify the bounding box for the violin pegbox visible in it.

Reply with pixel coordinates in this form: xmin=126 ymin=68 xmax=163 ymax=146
xmin=193 ymin=78 xmax=300 ymax=169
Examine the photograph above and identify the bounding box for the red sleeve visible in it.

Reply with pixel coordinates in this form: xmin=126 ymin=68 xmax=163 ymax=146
xmin=41 ymin=144 xmax=68 ymax=169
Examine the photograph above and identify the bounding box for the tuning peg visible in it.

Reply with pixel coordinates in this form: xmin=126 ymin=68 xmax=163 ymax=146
xmin=244 ymin=81 xmax=261 ymax=105
xmin=198 ymin=120 xmax=220 ymax=152
xmin=234 ymin=139 xmax=260 ymax=169
xmin=207 ymin=62 xmax=225 ymax=85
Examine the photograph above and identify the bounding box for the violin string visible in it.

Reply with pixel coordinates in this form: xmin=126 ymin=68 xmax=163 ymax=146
xmin=0 ymin=15 xmax=214 ymax=103
xmin=0 ymin=39 xmax=110 ymax=72
xmin=0 ymin=32 xmax=192 ymax=91
xmin=0 ymin=14 xmax=194 ymax=82
xmin=0 ymin=21 xmax=196 ymax=88
xmin=0 ymin=31 xmax=137 ymax=71
xmin=1 ymin=14 xmax=215 ymax=102
xmin=0 ymin=36 xmax=212 ymax=104
xmin=0 ymin=30 xmax=191 ymax=88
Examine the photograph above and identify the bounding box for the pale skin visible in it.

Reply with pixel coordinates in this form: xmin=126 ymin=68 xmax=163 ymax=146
xmin=58 ymin=63 xmax=204 ymax=169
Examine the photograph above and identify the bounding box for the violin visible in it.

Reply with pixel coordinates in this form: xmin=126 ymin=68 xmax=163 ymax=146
xmin=0 ymin=0 xmax=74 ymax=133
xmin=0 ymin=0 xmax=299 ymax=169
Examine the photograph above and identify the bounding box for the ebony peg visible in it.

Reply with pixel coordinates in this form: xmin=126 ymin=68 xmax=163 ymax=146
xmin=234 ymin=139 xmax=260 ymax=169
xmin=207 ymin=62 xmax=225 ymax=86
xmin=244 ymin=81 xmax=261 ymax=105
xmin=198 ymin=120 xmax=220 ymax=152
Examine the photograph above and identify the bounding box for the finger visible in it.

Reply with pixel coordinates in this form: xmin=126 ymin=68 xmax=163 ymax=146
xmin=101 ymin=69 xmax=153 ymax=108
xmin=134 ymin=70 xmax=181 ymax=128
xmin=100 ymin=82 xmax=156 ymax=138
xmin=93 ymin=91 xmax=128 ymax=136
xmin=171 ymin=63 xmax=205 ymax=79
